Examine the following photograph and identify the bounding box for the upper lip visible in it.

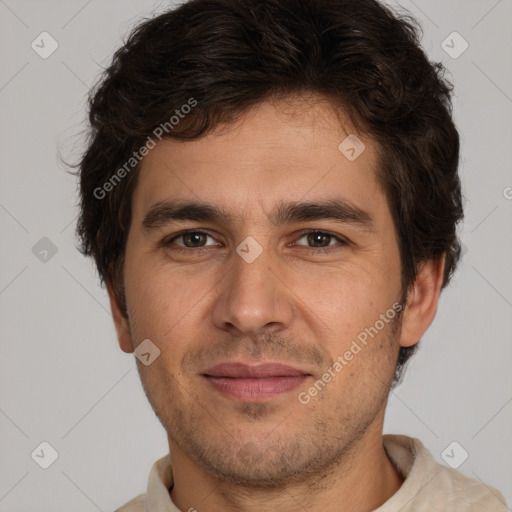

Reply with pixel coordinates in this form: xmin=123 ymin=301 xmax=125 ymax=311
xmin=203 ymin=362 xmax=310 ymax=378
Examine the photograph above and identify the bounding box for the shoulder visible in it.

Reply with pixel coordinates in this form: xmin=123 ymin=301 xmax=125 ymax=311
xmin=114 ymin=493 xmax=146 ymax=512
xmin=114 ymin=454 xmax=173 ymax=511
xmin=382 ymin=434 xmax=507 ymax=511
xmin=431 ymin=462 xmax=507 ymax=510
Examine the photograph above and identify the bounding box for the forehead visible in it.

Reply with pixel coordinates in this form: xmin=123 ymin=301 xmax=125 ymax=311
xmin=132 ymin=97 xmax=386 ymax=224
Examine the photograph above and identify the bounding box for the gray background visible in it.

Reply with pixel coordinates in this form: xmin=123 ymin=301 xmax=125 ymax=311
xmin=0 ymin=0 xmax=511 ymax=510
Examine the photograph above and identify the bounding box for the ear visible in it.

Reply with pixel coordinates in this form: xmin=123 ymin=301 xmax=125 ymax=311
xmin=106 ymin=280 xmax=134 ymax=354
xmin=399 ymin=254 xmax=445 ymax=348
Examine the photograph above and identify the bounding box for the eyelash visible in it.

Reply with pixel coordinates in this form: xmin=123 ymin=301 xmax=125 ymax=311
xmin=162 ymin=229 xmax=350 ymax=254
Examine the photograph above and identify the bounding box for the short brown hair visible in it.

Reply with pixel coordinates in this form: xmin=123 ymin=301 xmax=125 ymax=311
xmin=73 ymin=0 xmax=463 ymax=383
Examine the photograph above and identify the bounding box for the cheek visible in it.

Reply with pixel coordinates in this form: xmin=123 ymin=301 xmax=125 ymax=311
xmin=125 ymin=260 xmax=214 ymax=352
xmin=123 ymin=251 xmax=175 ymax=338
xmin=299 ymin=261 xmax=400 ymax=355
xmin=316 ymin=261 xmax=387 ymax=306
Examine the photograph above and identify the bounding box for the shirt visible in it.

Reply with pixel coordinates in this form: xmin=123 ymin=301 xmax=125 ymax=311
xmin=115 ymin=434 xmax=507 ymax=511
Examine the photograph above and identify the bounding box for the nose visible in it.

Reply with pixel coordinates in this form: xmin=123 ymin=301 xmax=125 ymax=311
xmin=211 ymin=248 xmax=294 ymax=337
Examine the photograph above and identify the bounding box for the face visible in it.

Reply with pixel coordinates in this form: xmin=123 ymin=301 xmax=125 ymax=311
xmin=112 ymin=96 xmax=420 ymax=487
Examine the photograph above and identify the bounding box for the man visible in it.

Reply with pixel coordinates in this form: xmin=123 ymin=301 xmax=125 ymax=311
xmin=75 ymin=0 xmax=507 ymax=510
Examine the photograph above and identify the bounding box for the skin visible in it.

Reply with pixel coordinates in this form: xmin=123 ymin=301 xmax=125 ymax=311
xmin=107 ymin=94 xmax=445 ymax=512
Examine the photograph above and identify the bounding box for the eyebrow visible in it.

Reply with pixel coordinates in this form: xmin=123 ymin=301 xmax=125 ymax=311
xmin=142 ymin=198 xmax=374 ymax=233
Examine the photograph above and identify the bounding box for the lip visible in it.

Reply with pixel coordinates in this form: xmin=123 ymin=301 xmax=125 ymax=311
xmin=202 ymin=362 xmax=310 ymax=401
xmin=204 ymin=362 xmax=308 ymax=378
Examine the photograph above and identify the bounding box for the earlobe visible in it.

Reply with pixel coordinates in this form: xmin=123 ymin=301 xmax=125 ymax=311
xmin=399 ymin=255 xmax=446 ymax=348
xmin=106 ymin=280 xmax=134 ymax=354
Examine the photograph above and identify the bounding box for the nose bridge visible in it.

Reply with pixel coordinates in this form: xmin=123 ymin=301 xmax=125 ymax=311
xmin=231 ymin=246 xmax=272 ymax=298
xmin=212 ymin=244 xmax=292 ymax=335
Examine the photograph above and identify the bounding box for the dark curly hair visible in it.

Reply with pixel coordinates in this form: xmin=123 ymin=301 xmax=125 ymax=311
xmin=72 ymin=0 xmax=463 ymax=384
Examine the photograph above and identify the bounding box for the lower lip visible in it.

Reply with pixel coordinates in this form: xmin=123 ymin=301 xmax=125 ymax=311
xmin=203 ymin=375 xmax=309 ymax=401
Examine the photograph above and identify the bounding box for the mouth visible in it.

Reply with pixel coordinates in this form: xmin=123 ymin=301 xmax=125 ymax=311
xmin=201 ymin=362 xmax=311 ymax=401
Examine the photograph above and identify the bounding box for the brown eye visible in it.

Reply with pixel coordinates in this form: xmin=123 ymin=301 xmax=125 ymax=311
xmin=182 ymin=232 xmax=208 ymax=247
xmin=166 ymin=230 xmax=217 ymax=249
xmin=295 ymin=231 xmax=347 ymax=249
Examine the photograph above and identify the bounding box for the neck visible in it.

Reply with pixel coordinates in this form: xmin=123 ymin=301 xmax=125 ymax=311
xmin=168 ymin=413 xmax=404 ymax=512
